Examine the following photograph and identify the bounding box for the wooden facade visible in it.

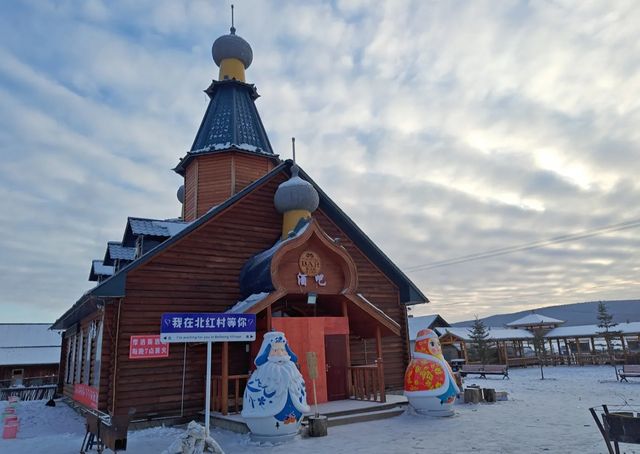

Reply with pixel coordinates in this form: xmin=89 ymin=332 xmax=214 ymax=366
xmin=52 ymin=34 xmax=426 ymax=420
xmin=183 ymin=151 xmax=275 ymax=221
xmin=55 ymin=165 xmax=422 ymax=420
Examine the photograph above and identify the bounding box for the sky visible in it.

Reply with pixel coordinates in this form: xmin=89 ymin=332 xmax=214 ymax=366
xmin=0 ymin=0 xmax=639 ymax=324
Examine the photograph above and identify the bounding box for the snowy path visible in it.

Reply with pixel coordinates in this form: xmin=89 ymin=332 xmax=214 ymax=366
xmin=1 ymin=366 xmax=638 ymax=453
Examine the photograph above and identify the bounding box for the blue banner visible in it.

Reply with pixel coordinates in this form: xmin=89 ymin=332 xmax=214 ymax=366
xmin=160 ymin=313 xmax=256 ymax=343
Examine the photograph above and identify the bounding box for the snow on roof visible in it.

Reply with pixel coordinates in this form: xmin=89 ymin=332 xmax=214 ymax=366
xmin=156 ymin=220 xmax=192 ymax=236
xmin=408 ymin=315 xmax=447 ymax=340
xmin=91 ymin=260 xmax=114 ymax=276
xmin=507 ymin=313 xmax=564 ymax=327
xmin=129 ymin=218 xmax=191 ymax=237
xmin=226 ymin=292 xmax=271 ymax=314
xmin=439 ymin=327 xmax=534 ymax=341
xmin=0 ymin=347 xmax=61 ymax=366
xmin=0 ymin=324 xmax=62 ymax=366
xmin=545 ymin=321 xmax=640 ymax=338
xmin=107 ymin=242 xmax=136 ymax=261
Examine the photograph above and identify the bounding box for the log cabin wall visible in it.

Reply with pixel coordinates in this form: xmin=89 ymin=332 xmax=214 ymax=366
xmin=61 ymin=313 xmax=106 ymax=406
xmin=57 ymin=335 xmax=68 ymax=393
xmin=183 ymin=152 xmax=276 ymax=221
xmin=313 ymin=211 xmax=410 ymax=391
xmin=233 ymin=154 xmax=274 ymax=194
xmin=111 ymin=175 xmax=286 ymax=417
xmin=103 ymin=169 xmax=413 ymax=417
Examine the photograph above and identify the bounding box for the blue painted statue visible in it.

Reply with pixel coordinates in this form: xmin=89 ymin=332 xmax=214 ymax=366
xmin=242 ymin=331 xmax=310 ymax=441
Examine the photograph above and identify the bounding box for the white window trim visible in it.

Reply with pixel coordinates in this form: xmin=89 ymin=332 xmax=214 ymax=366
xmin=92 ymin=318 xmax=104 ymax=388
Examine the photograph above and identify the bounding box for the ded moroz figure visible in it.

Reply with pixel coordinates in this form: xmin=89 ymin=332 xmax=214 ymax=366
xmin=404 ymin=328 xmax=460 ymax=417
xmin=242 ymin=331 xmax=310 ymax=442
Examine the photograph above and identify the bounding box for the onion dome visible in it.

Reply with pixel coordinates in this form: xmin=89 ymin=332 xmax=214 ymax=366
xmin=274 ymin=164 xmax=319 ymax=214
xmin=212 ymin=28 xmax=253 ymax=70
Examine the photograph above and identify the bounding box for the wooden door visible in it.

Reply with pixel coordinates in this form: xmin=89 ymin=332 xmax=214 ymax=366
xmin=324 ymin=334 xmax=348 ymax=401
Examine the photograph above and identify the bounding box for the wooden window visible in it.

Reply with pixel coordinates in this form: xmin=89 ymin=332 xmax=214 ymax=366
xmin=64 ymin=337 xmax=72 ymax=384
xmin=92 ymin=319 xmax=103 ymax=388
xmin=83 ymin=324 xmax=93 ymax=385
xmin=67 ymin=333 xmax=77 ymax=384
xmin=75 ymin=330 xmax=84 ymax=384
xmin=10 ymin=369 xmax=24 ymax=387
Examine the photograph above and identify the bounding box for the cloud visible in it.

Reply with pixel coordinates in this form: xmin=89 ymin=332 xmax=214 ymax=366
xmin=0 ymin=0 xmax=639 ymax=323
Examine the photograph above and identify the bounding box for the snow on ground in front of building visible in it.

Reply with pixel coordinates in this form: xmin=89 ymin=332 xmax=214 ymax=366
xmin=1 ymin=366 xmax=638 ymax=454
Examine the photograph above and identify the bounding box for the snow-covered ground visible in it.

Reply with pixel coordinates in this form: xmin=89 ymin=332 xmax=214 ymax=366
xmin=1 ymin=366 xmax=638 ymax=453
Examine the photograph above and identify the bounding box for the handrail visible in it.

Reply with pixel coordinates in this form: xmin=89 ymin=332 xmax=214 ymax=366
xmin=348 ymin=359 xmax=385 ymax=403
xmin=211 ymin=374 xmax=250 ymax=416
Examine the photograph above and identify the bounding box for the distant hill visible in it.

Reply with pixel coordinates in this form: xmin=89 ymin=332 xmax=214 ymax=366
xmin=453 ymin=300 xmax=640 ymax=327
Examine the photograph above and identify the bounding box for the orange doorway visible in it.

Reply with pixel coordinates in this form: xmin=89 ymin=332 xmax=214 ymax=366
xmin=272 ymin=317 xmax=348 ymax=403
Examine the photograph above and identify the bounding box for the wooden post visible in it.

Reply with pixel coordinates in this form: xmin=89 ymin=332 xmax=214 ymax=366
xmin=461 ymin=341 xmax=468 ymax=363
xmin=375 ymin=326 xmax=386 ymax=403
xmin=563 ymin=338 xmax=570 ymax=364
xmin=502 ymin=342 xmax=508 ymax=366
xmin=221 ymin=342 xmax=229 ymax=415
xmin=342 ymin=300 xmax=352 ymax=397
xmin=266 ymin=306 xmax=272 ymax=332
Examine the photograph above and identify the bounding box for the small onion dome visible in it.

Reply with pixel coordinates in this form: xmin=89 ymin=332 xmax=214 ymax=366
xmin=274 ymin=164 xmax=319 ymax=214
xmin=212 ymin=29 xmax=253 ymax=69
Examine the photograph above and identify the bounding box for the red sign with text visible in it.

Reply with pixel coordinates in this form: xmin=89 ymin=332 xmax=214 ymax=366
xmin=129 ymin=335 xmax=169 ymax=359
xmin=73 ymin=384 xmax=98 ymax=410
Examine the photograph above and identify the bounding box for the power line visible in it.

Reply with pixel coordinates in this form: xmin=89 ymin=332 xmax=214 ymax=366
xmin=405 ymin=217 xmax=640 ymax=273
xmin=417 ymin=280 xmax=640 ymax=308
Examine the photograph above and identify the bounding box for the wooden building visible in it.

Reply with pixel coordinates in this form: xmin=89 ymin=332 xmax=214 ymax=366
xmin=51 ymin=25 xmax=428 ymax=420
xmin=0 ymin=324 xmax=61 ymax=400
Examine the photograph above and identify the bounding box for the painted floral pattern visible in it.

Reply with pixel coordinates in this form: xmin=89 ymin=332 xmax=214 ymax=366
xmin=404 ymin=359 xmax=446 ymax=392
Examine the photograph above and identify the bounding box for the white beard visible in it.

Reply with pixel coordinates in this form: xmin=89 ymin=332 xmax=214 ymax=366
xmin=242 ymin=356 xmax=310 ymax=418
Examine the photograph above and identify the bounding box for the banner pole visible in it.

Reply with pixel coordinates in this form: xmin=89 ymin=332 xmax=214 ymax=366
xmin=205 ymin=341 xmax=212 ymax=438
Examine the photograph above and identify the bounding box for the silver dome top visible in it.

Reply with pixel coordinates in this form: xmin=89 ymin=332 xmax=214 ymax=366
xmin=212 ymin=29 xmax=253 ymax=69
xmin=274 ymin=165 xmax=319 ymax=214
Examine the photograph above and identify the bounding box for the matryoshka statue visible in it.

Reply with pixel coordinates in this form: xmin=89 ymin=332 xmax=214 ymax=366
xmin=242 ymin=332 xmax=310 ymax=442
xmin=404 ymin=328 xmax=459 ymax=416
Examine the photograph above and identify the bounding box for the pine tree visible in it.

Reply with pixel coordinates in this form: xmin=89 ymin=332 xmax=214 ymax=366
xmin=468 ymin=316 xmax=490 ymax=365
xmin=596 ymin=301 xmax=619 ymax=361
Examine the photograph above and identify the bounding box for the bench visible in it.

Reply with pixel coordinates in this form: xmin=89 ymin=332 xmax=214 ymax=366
xmin=618 ymin=364 xmax=640 ymax=382
xmin=460 ymin=364 xmax=509 ymax=379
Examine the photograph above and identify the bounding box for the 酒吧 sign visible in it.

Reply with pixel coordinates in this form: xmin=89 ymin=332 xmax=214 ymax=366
xmin=129 ymin=335 xmax=169 ymax=359
xmin=160 ymin=313 xmax=256 ymax=343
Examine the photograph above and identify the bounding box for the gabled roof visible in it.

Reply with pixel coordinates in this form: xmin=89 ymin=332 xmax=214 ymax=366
xmin=0 ymin=323 xmax=62 ymax=366
xmin=507 ymin=313 xmax=564 ymax=327
xmin=545 ymin=321 xmax=640 ymax=338
xmin=103 ymin=242 xmax=135 ymax=265
xmin=438 ymin=327 xmax=534 ymax=341
xmin=174 ymin=79 xmax=278 ymax=175
xmin=89 ymin=260 xmax=114 ymax=281
xmin=408 ymin=314 xmax=450 ymax=340
xmin=52 ymin=160 xmax=428 ymax=329
xmin=122 ymin=217 xmax=191 ymax=247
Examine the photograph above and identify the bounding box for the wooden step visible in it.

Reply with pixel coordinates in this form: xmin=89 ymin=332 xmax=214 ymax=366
xmin=324 ymin=407 xmax=406 ymax=427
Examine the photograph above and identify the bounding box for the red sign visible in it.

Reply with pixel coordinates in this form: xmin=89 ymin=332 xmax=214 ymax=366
xmin=73 ymin=384 xmax=98 ymax=410
xmin=129 ymin=335 xmax=169 ymax=359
